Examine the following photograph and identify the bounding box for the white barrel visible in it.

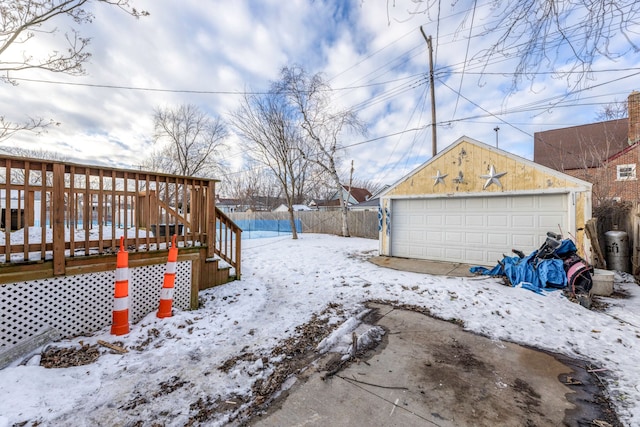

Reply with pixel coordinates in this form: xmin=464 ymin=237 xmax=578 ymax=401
xmin=604 ymin=230 xmax=629 ymax=272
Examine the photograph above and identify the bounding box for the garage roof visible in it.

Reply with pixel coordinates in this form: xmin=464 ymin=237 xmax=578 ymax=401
xmin=380 ymin=136 xmax=592 ymax=198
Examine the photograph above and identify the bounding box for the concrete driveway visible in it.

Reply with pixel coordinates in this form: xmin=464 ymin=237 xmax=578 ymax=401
xmin=249 ymin=301 xmax=619 ymax=427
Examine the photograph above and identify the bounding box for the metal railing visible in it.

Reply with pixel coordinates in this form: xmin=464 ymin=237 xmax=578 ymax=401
xmin=0 ymin=155 xmax=240 ymax=277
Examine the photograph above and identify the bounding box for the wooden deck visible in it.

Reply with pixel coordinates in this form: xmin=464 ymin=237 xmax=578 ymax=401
xmin=0 ymin=154 xmax=241 ymax=288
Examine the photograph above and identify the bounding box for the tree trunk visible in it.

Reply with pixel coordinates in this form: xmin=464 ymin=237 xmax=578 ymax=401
xmin=336 ymin=184 xmax=350 ymax=237
xmin=288 ymin=206 xmax=298 ymax=239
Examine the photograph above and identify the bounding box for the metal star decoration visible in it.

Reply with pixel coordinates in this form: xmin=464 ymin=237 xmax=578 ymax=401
xmin=480 ymin=165 xmax=507 ymax=189
xmin=432 ymin=170 xmax=448 ymax=187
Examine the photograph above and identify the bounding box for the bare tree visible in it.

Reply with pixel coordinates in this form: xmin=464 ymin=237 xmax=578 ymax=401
xmin=230 ymin=91 xmax=310 ymax=238
xmin=219 ymin=166 xmax=283 ymax=212
xmin=595 ymin=100 xmax=628 ymax=121
xmin=0 ymin=0 xmax=148 ymax=140
xmin=1 ymin=0 xmax=148 ymax=80
xmin=0 ymin=116 xmax=59 ymax=143
xmin=150 ymin=104 xmax=227 ymax=178
xmin=389 ymin=0 xmax=640 ymax=91
xmin=278 ymin=65 xmax=367 ymax=237
xmin=351 ymin=176 xmax=386 ymax=198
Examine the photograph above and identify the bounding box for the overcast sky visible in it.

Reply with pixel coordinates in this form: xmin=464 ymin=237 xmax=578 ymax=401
xmin=1 ymin=0 xmax=639 ymax=189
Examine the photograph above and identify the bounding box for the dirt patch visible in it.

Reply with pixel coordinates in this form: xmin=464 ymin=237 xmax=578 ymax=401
xmin=40 ymin=343 xmax=101 ymax=368
xmin=175 ymin=302 xmax=347 ymax=426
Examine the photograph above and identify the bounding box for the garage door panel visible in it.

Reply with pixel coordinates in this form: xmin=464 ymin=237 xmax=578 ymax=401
xmin=390 ymin=194 xmax=569 ymax=265
xmin=466 ymin=198 xmax=484 ymax=209
xmin=445 ymin=215 xmax=463 ymax=226
xmin=488 ymin=215 xmax=509 ymax=227
xmin=445 ymin=199 xmax=464 ymax=209
xmin=539 ymin=197 xmax=566 ymax=209
xmin=466 ymin=232 xmax=485 ymax=245
xmin=426 ymin=216 xmax=443 ymax=226
xmin=426 ymin=246 xmax=444 ymax=258
xmin=409 ymin=246 xmax=426 ymax=258
xmin=465 ymin=249 xmax=486 ymax=264
xmin=512 ymin=215 xmax=535 ymax=227
xmin=465 ymin=215 xmax=484 ymax=226
xmin=539 ymin=215 xmax=565 ymax=228
xmin=487 ymin=233 xmax=509 ymax=246
xmin=512 ymin=234 xmax=537 ymax=248
xmin=409 ymin=215 xmax=425 ymax=226
xmin=512 ymin=197 xmax=535 ymax=208
xmin=489 ymin=198 xmax=509 ymax=208
xmin=445 ymin=231 xmax=464 ymax=244
xmin=426 ymin=231 xmax=443 ymax=242
xmin=445 ymin=248 xmax=464 ymax=260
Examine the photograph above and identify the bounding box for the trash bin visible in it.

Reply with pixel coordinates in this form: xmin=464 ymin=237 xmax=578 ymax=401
xmin=604 ymin=229 xmax=629 ymax=272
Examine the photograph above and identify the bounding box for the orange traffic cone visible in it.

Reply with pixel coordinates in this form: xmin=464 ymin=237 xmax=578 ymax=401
xmin=157 ymin=234 xmax=178 ymax=318
xmin=111 ymin=236 xmax=130 ymax=335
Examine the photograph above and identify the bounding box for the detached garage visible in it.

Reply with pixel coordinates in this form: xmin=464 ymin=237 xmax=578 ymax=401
xmin=379 ymin=136 xmax=592 ymax=266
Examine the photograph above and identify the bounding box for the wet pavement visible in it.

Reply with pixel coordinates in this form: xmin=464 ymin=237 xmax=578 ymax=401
xmin=247 ymin=257 xmax=619 ymax=427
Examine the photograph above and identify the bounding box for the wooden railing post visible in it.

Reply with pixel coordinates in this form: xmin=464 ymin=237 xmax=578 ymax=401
xmin=206 ymin=181 xmax=215 ymax=258
xmin=235 ymin=229 xmax=242 ymax=278
xmin=52 ymin=163 xmax=66 ymax=275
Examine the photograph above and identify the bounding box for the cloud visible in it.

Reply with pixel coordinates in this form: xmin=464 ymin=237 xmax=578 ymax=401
xmin=0 ymin=0 xmax=638 ymax=188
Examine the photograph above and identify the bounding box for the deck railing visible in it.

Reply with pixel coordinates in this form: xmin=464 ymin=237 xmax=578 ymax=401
xmin=0 ymin=154 xmax=240 ymax=277
xmin=214 ymin=207 xmax=242 ymax=278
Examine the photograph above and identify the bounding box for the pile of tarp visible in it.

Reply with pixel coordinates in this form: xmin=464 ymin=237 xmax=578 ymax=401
xmin=470 ymin=237 xmax=593 ymax=295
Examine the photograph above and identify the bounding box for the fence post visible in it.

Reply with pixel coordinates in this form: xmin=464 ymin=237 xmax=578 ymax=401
xmin=52 ymin=163 xmax=66 ymax=275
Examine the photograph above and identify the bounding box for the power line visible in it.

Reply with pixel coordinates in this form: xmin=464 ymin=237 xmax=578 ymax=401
xmin=8 ymin=74 xmax=425 ymax=95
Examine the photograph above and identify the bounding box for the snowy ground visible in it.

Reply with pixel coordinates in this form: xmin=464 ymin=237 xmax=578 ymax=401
xmin=1 ymin=234 xmax=639 ymax=426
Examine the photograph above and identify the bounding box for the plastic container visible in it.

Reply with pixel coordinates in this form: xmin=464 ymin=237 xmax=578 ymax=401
xmin=591 ymin=268 xmax=615 ymax=296
xmin=604 ymin=229 xmax=630 ymax=272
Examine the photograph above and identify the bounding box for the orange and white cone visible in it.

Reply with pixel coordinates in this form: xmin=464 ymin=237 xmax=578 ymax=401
xmin=111 ymin=236 xmax=130 ymax=335
xmin=157 ymin=234 xmax=178 ymax=318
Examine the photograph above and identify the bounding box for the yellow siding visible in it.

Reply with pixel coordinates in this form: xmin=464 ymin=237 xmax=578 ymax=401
xmin=381 ymin=138 xmax=593 ymax=258
xmin=386 ymin=140 xmax=580 ymax=196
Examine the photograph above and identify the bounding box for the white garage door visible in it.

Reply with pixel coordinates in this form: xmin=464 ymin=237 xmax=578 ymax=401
xmin=390 ymin=194 xmax=569 ymax=265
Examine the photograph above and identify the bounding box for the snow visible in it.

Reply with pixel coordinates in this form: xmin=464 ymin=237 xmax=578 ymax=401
xmin=1 ymin=233 xmax=640 ymax=426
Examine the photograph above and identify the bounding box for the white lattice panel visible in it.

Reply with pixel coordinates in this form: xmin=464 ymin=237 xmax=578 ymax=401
xmin=1 ymin=261 xmax=191 ymax=347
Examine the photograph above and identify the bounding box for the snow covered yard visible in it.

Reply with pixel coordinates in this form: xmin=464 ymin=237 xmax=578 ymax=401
xmin=0 ymin=234 xmax=639 ymax=426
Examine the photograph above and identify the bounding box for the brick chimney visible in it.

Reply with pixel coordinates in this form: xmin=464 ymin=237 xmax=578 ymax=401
xmin=629 ymin=90 xmax=640 ymax=144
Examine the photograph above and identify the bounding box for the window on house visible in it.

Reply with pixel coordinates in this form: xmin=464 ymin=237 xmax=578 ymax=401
xmin=617 ymin=164 xmax=637 ymax=180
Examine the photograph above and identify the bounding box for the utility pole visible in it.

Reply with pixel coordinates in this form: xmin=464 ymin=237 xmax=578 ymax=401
xmin=420 ymin=26 xmax=437 ymax=157
xmin=347 ymin=160 xmax=354 ymax=206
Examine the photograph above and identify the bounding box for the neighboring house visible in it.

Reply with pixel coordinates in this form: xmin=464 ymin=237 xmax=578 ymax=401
xmin=348 ymin=197 xmax=379 ymax=211
xmin=310 ymin=185 xmax=373 ymax=211
xmin=216 ymin=197 xmax=241 ymax=213
xmin=216 ymin=196 xmax=277 ymax=213
xmin=534 ymin=91 xmax=640 ymax=204
xmin=378 ymin=136 xmax=592 ymax=266
xmin=272 ymin=204 xmax=313 ymax=212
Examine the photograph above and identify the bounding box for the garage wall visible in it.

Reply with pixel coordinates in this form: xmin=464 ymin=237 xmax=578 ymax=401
xmin=379 ymin=137 xmax=593 ymax=261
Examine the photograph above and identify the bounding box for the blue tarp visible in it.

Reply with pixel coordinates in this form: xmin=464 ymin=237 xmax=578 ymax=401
xmin=470 ymin=240 xmax=577 ymax=294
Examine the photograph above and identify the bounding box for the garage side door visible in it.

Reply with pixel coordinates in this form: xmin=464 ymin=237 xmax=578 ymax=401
xmin=390 ymin=194 xmax=569 ymax=265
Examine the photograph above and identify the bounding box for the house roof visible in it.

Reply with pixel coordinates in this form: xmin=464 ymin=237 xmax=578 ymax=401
xmin=340 ymin=185 xmax=372 ymax=203
xmin=533 ymin=119 xmax=629 ymax=170
xmin=350 ymin=197 xmax=379 ymax=209
xmin=216 ymin=198 xmax=239 ymax=206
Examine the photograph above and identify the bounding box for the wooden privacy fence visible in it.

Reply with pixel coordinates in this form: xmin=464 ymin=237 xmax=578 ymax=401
xmin=229 ymin=210 xmax=379 ymax=239
xmin=0 ymin=154 xmax=241 ymax=279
